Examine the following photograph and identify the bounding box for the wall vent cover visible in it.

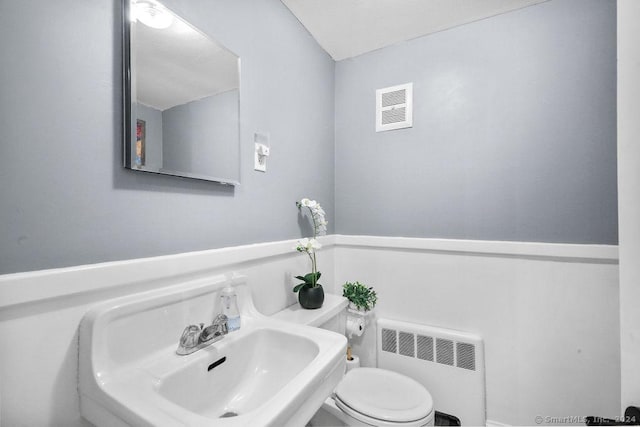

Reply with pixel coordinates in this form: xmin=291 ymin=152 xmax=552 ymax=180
xmin=380 ymin=325 xmax=477 ymax=372
xmin=376 ymin=83 xmax=413 ymax=132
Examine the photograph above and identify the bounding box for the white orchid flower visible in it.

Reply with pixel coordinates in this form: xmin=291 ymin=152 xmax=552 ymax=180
xmin=296 ymin=237 xmax=322 ymax=253
xmin=309 ymin=238 xmax=322 ymax=250
xmin=295 ymin=197 xmax=328 ymax=292
xmin=295 ymin=238 xmax=308 ymax=251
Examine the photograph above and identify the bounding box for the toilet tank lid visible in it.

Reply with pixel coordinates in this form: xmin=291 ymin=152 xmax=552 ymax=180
xmin=271 ymin=293 xmax=347 ymax=326
xmin=334 ymin=368 xmax=433 ymax=423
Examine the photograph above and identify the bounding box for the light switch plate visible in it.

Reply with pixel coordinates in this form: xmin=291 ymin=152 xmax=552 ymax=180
xmin=254 ymin=132 xmax=270 ymax=172
xmin=254 ymin=143 xmax=267 ymax=172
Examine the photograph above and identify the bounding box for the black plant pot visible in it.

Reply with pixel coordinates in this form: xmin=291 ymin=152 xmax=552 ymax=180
xmin=298 ymin=285 xmax=324 ymax=309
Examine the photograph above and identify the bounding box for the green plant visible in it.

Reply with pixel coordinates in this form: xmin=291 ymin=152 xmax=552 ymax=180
xmin=342 ymin=281 xmax=378 ymax=311
xmin=293 ymin=272 xmax=321 ymax=292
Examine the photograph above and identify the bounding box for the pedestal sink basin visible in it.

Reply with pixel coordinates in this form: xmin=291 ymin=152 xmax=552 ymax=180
xmin=157 ymin=328 xmax=319 ymax=419
xmin=78 ymin=274 xmax=347 ymax=426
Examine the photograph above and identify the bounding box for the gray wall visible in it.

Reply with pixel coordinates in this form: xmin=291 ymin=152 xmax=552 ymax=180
xmin=162 ymin=89 xmax=239 ymax=180
xmin=0 ymin=0 xmax=618 ymax=274
xmin=335 ymin=0 xmax=618 ymax=244
xmin=0 ymin=0 xmax=335 ymax=274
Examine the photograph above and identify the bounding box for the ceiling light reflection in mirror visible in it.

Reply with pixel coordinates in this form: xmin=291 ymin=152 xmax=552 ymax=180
xmin=133 ymin=1 xmax=173 ymax=29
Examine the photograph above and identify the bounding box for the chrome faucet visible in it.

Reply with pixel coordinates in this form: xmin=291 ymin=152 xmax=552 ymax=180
xmin=176 ymin=314 xmax=229 ymax=355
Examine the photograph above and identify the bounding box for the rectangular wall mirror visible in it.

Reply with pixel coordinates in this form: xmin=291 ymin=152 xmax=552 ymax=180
xmin=123 ymin=0 xmax=241 ymax=185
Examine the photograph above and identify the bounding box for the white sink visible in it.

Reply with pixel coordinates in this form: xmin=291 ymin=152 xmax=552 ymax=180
xmin=157 ymin=328 xmax=319 ymax=418
xmin=78 ymin=275 xmax=347 ymax=426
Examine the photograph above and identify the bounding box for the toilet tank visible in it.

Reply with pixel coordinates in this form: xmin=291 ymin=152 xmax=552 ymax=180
xmin=318 ymin=308 xmax=346 ymax=334
xmin=271 ymin=293 xmax=348 ymax=332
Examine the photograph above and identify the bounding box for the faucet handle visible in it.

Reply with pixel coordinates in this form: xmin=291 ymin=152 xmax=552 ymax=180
xmin=200 ymin=315 xmax=228 ymax=343
xmin=213 ymin=314 xmax=228 ymax=327
xmin=213 ymin=314 xmax=229 ymax=336
xmin=178 ymin=324 xmax=201 ymax=350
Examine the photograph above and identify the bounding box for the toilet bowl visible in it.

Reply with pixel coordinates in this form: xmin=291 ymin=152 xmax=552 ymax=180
xmin=324 ymin=367 xmax=435 ymax=426
xmin=272 ymin=294 xmax=435 ymax=427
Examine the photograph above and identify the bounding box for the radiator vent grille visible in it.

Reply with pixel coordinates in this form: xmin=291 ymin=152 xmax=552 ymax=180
xmin=381 ymin=329 xmax=476 ymax=371
xmin=416 ymin=335 xmax=434 ymax=361
xmin=381 ymin=328 xmax=397 ymax=353
xmin=398 ymin=332 xmax=415 ymax=357
xmin=436 ymin=338 xmax=455 ymax=366
xmin=456 ymin=342 xmax=476 ymax=371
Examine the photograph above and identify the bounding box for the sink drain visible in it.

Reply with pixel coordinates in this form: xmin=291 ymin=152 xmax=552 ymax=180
xmin=220 ymin=412 xmax=239 ymax=418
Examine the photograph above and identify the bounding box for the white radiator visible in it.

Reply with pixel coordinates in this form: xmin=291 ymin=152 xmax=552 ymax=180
xmin=377 ymin=318 xmax=486 ymax=426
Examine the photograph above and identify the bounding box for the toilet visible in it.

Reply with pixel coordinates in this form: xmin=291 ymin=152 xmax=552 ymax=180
xmin=318 ymin=367 xmax=435 ymax=426
xmin=272 ymin=294 xmax=435 ymax=426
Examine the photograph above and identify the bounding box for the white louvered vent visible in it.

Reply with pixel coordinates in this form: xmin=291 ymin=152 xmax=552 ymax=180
xmin=381 ymin=328 xmax=475 ymax=370
xmin=376 ymin=83 xmax=413 ymax=132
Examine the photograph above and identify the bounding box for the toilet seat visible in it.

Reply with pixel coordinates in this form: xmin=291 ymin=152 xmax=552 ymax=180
xmin=333 ymin=368 xmax=434 ymax=426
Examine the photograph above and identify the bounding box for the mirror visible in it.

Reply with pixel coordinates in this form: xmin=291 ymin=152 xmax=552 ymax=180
xmin=123 ymin=0 xmax=240 ymax=185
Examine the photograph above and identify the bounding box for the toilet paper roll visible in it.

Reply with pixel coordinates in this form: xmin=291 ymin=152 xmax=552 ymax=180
xmin=346 ymin=316 xmax=365 ymax=338
xmin=346 ymin=354 xmax=360 ymax=373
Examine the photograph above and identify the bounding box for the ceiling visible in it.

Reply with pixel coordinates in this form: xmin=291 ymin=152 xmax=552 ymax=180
xmin=135 ymin=7 xmax=239 ymax=111
xmin=281 ymin=0 xmax=549 ymax=61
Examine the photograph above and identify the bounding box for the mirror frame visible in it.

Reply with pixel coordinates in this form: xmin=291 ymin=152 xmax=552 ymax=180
xmin=121 ymin=0 xmax=241 ymax=185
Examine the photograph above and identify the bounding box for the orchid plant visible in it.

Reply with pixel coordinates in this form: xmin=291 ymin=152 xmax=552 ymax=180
xmin=293 ymin=198 xmax=328 ymax=292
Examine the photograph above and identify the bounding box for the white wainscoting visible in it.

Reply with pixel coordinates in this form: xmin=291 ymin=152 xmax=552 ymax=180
xmin=0 ymin=235 xmax=619 ymax=426
xmin=331 ymin=235 xmax=619 ymax=426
